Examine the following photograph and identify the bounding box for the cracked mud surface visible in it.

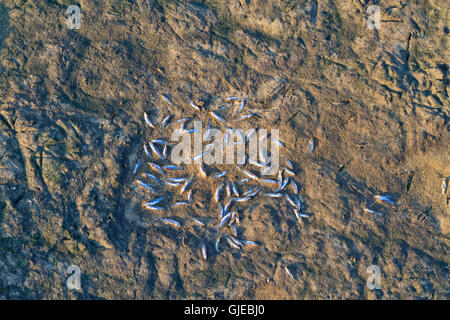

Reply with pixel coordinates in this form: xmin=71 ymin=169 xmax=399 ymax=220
xmin=0 ymin=0 xmax=448 ymax=299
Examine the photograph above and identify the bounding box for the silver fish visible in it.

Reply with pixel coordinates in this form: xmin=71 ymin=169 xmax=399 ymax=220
xmin=191 ymin=216 xmax=205 ymax=226
xmin=204 ymin=120 xmax=211 ymax=140
xmin=133 ymin=161 xmax=143 ymax=174
xmin=158 ymin=218 xmax=181 ymax=228
xmin=308 ymin=138 xmax=314 ymax=155
xmin=136 ymin=180 xmax=157 ymax=193
xmin=259 ymin=179 xmax=278 ymax=185
xmin=225 ymin=96 xmax=241 ymax=102
xmin=160 ymin=94 xmax=173 ymax=105
xmin=217 ymin=211 xmax=233 ymax=231
xmin=242 ymin=240 xmax=259 ymax=247
xmin=201 ymin=240 xmax=208 ymax=260
xmin=146 ymin=197 xmax=165 ymax=206
xmin=171 ymin=201 xmax=189 ymax=208
xmin=143 ymin=204 xmax=165 ymax=211
xmin=163 ymin=165 xmax=184 ymax=170
xmin=148 ymin=162 xmax=166 ymax=175
xmin=239 ymin=168 xmax=258 ymax=180
xmin=363 ymin=207 xmax=383 ymax=216
xmin=215 ymin=237 xmax=221 ymax=253
xmin=143 ymin=144 xmax=152 ymax=158
xmin=152 ymin=139 xmax=170 ymax=145
xmin=264 ymin=192 xmax=283 ymax=198
xmin=232 ymin=182 xmax=240 ymax=197
xmin=284 ymin=167 xmax=296 ymax=176
xmin=144 ymin=112 xmax=155 ymax=128
xmin=238 ymin=113 xmax=256 ymax=121
xmin=215 ymin=183 xmax=224 ymax=202
xmin=187 ymin=98 xmax=201 ymax=111
xmin=236 ymin=98 xmax=246 ymax=114
xmin=212 ymin=170 xmax=228 ymax=178
xmin=160 ymin=115 xmax=171 ymax=129
xmin=374 ymin=195 xmax=395 ymax=205
xmin=198 ymin=164 xmax=207 ymax=177
xmin=149 ymin=142 xmax=163 ymax=159
xmin=441 ymin=177 xmax=447 ymax=195
xmin=285 ymin=194 xmax=297 ymax=208
xmin=291 ymin=178 xmax=298 ymax=194
xmin=210 ymin=111 xmax=226 ymax=124
xmin=284 ymin=158 xmax=294 ymax=170
xmin=226 ymin=236 xmax=241 ymax=249
xmin=180 ymin=176 xmax=193 ymax=194
xmin=142 ymin=173 xmax=161 ymax=184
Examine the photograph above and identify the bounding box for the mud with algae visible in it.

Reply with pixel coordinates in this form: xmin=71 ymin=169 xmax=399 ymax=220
xmin=0 ymin=0 xmax=448 ymax=299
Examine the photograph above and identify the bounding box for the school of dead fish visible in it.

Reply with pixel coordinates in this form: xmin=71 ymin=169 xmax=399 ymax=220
xmin=132 ymin=93 xmax=312 ymax=262
xmin=131 ymin=92 xmax=448 ymax=267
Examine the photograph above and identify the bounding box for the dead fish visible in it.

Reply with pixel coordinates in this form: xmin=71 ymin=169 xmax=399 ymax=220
xmin=143 ymin=204 xmax=165 ymax=211
xmin=291 ymin=178 xmax=298 ymax=194
xmin=238 ymin=178 xmax=251 ymax=184
xmin=191 ymin=152 xmax=204 ymax=162
xmin=243 ymin=186 xmax=257 ymax=196
xmin=198 ymin=164 xmax=207 ymax=177
xmin=232 ymin=196 xmax=251 ymax=202
xmin=144 ymin=112 xmax=156 ymax=128
xmin=238 ymin=168 xmax=258 ymax=180
xmin=164 ymin=181 xmax=183 ymax=187
xmin=238 ymin=113 xmax=256 ymax=121
xmin=133 ymin=161 xmax=143 ymax=174
xmin=228 ymin=236 xmax=243 ymax=247
xmin=191 ymin=216 xmax=204 ymax=227
xmin=160 ymin=115 xmax=172 ymax=129
xmin=165 ymin=177 xmax=187 ymax=183
xmin=284 ymin=158 xmax=294 ymax=170
xmin=142 ymin=173 xmax=162 ymax=184
xmin=180 ymin=176 xmax=193 ymax=194
xmin=217 ymin=211 xmax=233 ymax=231
xmin=227 ymin=237 xmax=241 ymax=250
xmin=308 ymin=138 xmax=314 ymax=155
xmin=162 ymin=145 xmax=168 ymax=160
xmin=285 ymin=266 xmax=295 ymax=280
xmin=148 ymin=162 xmax=166 ymax=175
xmin=259 ymin=179 xmax=278 ymax=185
xmin=442 ymin=177 xmax=448 ymax=195
xmin=212 ymin=170 xmax=228 ymax=178
xmin=374 ymin=195 xmax=395 ymax=205
xmin=149 ymin=142 xmax=163 ymax=159
xmin=160 ymin=94 xmax=173 ymax=105
xmin=225 ymin=96 xmax=241 ymax=102
xmin=293 ymin=194 xmax=302 ymax=210
xmin=285 ymin=194 xmax=297 ymax=208
xmin=246 ymin=188 xmax=260 ymax=198
xmin=215 ymin=236 xmax=221 ymax=253
xmin=171 ymin=201 xmax=189 ymax=208
xmin=270 ymin=137 xmax=284 ymax=148
xmin=246 ymin=129 xmax=256 ymax=142
xmin=143 ymin=144 xmax=152 ymax=159
xmin=232 ymin=182 xmax=240 ymax=197
xmin=146 ymin=196 xmax=165 ymax=206
xmin=158 ymin=218 xmax=181 ymax=228
xmin=201 ymin=240 xmax=208 ymax=260
xmin=136 ymin=180 xmax=157 ymax=193
xmin=163 ymin=165 xmax=184 ymax=170
xmin=215 ymin=183 xmax=224 ymax=202
xmin=265 ymin=192 xmax=283 ymax=198
xmin=236 ymin=98 xmax=246 ymax=114
xmin=152 ymin=139 xmax=170 ymax=146
xmin=187 ymin=98 xmax=201 ymax=111
xmin=204 ymin=120 xmax=211 ymax=140
xmin=218 ymin=202 xmax=224 ymax=219
xmin=231 ymin=224 xmax=238 ymax=237
xmin=363 ymin=207 xmax=383 ymax=216
xmin=210 ymin=111 xmax=226 ymax=124
xmin=284 ymin=167 xmax=295 ymax=176
xmin=242 ymin=240 xmax=259 ymax=247
xmin=223 ymin=199 xmax=234 ymax=214
xmin=186 ymin=190 xmax=192 ymax=203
